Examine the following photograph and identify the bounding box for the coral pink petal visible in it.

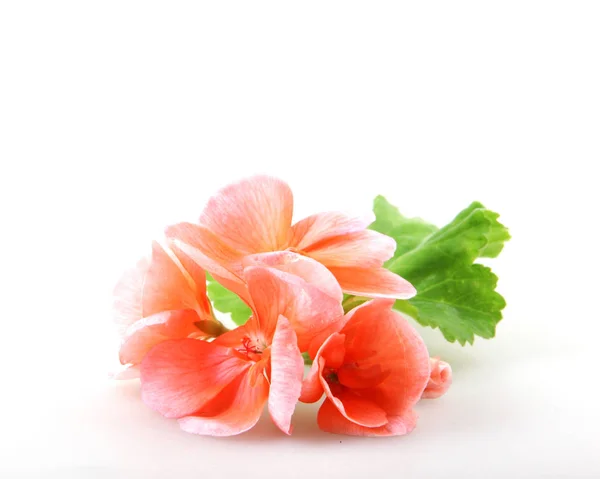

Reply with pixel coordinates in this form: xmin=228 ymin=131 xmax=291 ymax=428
xmin=165 ymin=222 xmax=244 ymax=281
xmin=422 ymin=357 xmax=453 ymax=399
xmin=320 ymin=379 xmax=388 ymax=428
xmin=328 ymin=266 xmax=417 ymax=300
xmin=288 ymin=211 xmax=375 ymax=251
xmin=170 ymin=244 xmax=212 ymax=318
xmin=303 ymin=230 xmax=396 ymax=268
xmin=112 ymin=255 xmax=150 ymax=336
xmin=340 ymin=299 xmax=430 ymax=416
xmin=318 ymin=399 xmax=418 ymax=437
xmin=268 ymin=315 xmax=304 ymax=434
xmin=178 ymin=369 xmax=269 ymax=436
xmin=243 ymin=251 xmax=343 ymax=301
xmin=299 ymin=357 xmax=326 ymax=403
xmin=200 ymin=175 xmax=293 ymax=253
xmin=244 ymin=266 xmax=344 ymax=352
xmin=140 ymin=338 xmax=250 ymax=418
xmin=119 ymin=310 xmax=200 ymax=366
xmin=141 ymin=242 xmax=199 ymax=318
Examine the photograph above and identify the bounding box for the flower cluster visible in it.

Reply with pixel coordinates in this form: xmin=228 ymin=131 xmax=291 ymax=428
xmin=113 ymin=176 xmax=451 ymax=437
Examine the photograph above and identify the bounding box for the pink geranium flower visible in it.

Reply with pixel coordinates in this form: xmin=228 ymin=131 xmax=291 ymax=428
xmin=112 ymin=241 xmax=223 ymax=378
xmin=422 ymin=357 xmax=452 ymax=399
xmin=140 ymin=262 xmax=344 ymax=436
xmin=300 ymin=299 xmax=430 ymax=436
xmin=165 ymin=176 xmax=416 ymax=302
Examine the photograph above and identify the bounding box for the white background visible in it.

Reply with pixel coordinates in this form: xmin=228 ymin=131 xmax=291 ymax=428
xmin=1 ymin=2 xmax=599 ymax=478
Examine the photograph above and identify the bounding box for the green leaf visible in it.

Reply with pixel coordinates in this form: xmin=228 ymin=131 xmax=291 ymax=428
xmin=370 ymin=197 xmax=510 ymax=345
xmin=206 ymin=274 xmax=252 ymax=326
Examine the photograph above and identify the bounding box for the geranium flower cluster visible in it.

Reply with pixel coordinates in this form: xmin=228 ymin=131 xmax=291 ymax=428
xmin=113 ymin=176 xmax=451 ymax=437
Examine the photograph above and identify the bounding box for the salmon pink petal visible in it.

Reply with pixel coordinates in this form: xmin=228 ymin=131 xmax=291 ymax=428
xmin=422 ymin=357 xmax=453 ymax=399
xmin=200 ymin=175 xmax=293 ymax=253
xmin=318 ymin=399 xmax=417 ymax=437
xmin=319 ymin=384 xmax=388 ymax=428
xmin=141 ymin=242 xmax=199 ymax=318
xmin=178 ymin=369 xmax=269 ymax=436
xmin=244 ymin=266 xmax=344 ymax=352
xmin=328 ymin=266 xmax=417 ymax=300
xmin=303 ymin=230 xmax=396 ymax=268
xmin=170 ymin=245 xmax=212 ymax=318
xmin=119 ymin=310 xmax=200 ymax=366
xmin=299 ymin=357 xmax=326 ymax=403
xmin=113 ymin=255 xmax=149 ymax=336
xmin=340 ymin=299 xmax=430 ymax=416
xmin=243 ymin=251 xmax=343 ymax=301
xmin=165 ymin=222 xmax=244 ymax=281
xmin=140 ymin=338 xmax=250 ymax=418
xmin=288 ymin=212 xmax=375 ymax=251
xmin=268 ymin=315 xmax=304 ymax=434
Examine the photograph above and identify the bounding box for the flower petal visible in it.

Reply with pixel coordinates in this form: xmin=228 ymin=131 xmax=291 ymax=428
xmin=244 ymin=266 xmax=344 ymax=352
xmin=200 ymin=175 xmax=293 ymax=253
xmin=119 ymin=310 xmax=200 ymax=366
xmin=165 ymin=222 xmax=244 ymax=281
xmin=113 ymin=255 xmax=150 ymax=336
xmin=178 ymin=367 xmax=269 ymax=436
xmin=243 ymin=251 xmax=343 ymax=302
xmin=328 ymin=266 xmax=417 ymax=300
xmin=170 ymin=244 xmax=212 ymax=318
xmin=319 ymin=385 xmax=388 ymax=428
xmin=110 ymin=363 xmax=140 ymax=380
xmin=140 ymin=338 xmax=249 ymax=418
xmin=317 ymin=399 xmax=417 ymax=437
xmin=340 ymin=299 xmax=430 ymax=417
xmin=142 ymin=242 xmax=199 ymax=318
xmin=268 ymin=315 xmax=304 ymax=435
xmin=289 ymin=212 xmax=375 ymax=251
xmin=303 ymin=230 xmax=396 ymax=268
xmin=299 ymin=357 xmax=326 ymax=403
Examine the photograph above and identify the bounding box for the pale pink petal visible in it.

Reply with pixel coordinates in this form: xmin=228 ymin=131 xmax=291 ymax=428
xmin=303 ymin=230 xmax=396 ymax=268
xmin=178 ymin=368 xmax=269 ymax=436
xmin=110 ymin=363 xmax=140 ymax=380
xmin=119 ymin=310 xmax=200 ymax=366
xmin=244 ymin=266 xmax=344 ymax=352
xmin=200 ymin=175 xmax=293 ymax=253
xmin=112 ymin=255 xmax=150 ymax=336
xmin=288 ymin=211 xmax=375 ymax=251
xmin=340 ymin=299 xmax=430 ymax=417
xmin=268 ymin=315 xmax=304 ymax=435
xmin=165 ymin=222 xmax=244 ymax=281
xmin=328 ymin=266 xmax=417 ymax=300
xmin=140 ymin=338 xmax=250 ymax=418
xmin=243 ymin=251 xmax=343 ymax=301
xmin=422 ymin=357 xmax=453 ymax=399
xmin=318 ymin=399 xmax=417 ymax=437
xmin=141 ymin=242 xmax=199 ymax=318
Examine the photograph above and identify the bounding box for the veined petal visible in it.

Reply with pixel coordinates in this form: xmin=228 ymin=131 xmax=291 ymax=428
xmin=178 ymin=367 xmax=269 ymax=436
xmin=140 ymin=338 xmax=250 ymax=418
xmin=289 ymin=212 xmax=375 ymax=251
xmin=317 ymin=399 xmax=417 ymax=437
xmin=299 ymin=357 xmax=326 ymax=404
xmin=142 ymin=242 xmax=199 ymax=318
xmin=200 ymin=175 xmax=293 ymax=253
xmin=244 ymin=266 xmax=344 ymax=352
xmin=303 ymin=230 xmax=396 ymax=268
xmin=165 ymin=222 xmax=244 ymax=282
xmin=319 ymin=383 xmax=388 ymax=428
xmin=170 ymin=244 xmax=212 ymax=319
xmin=119 ymin=310 xmax=200 ymax=366
xmin=243 ymin=251 xmax=343 ymax=302
xmin=328 ymin=266 xmax=417 ymax=300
